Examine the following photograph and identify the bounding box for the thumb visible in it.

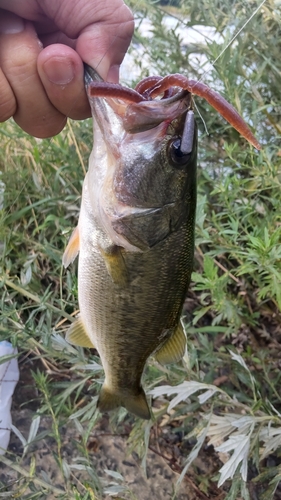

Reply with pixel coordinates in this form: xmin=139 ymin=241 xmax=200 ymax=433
xmin=75 ymin=3 xmax=134 ymax=81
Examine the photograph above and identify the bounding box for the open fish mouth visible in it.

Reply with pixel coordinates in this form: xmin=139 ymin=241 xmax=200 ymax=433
xmin=84 ymin=63 xmax=194 ymax=152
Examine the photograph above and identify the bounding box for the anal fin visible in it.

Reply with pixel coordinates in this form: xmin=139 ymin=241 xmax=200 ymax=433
xmin=63 ymin=226 xmax=80 ymax=268
xmin=66 ymin=316 xmax=94 ymax=348
xmin=154 ymin=320 xmax=186 ymax=365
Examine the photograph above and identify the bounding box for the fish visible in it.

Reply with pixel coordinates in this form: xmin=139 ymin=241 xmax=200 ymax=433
xmin=63 ymin=66 xmax=260 ymax=420
xmin=63 ymin=66 xmax=198 ymax=419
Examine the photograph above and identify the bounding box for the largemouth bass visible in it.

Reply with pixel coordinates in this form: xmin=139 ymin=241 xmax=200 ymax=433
xmin=63 ymin=66 xmax=198 ymax=419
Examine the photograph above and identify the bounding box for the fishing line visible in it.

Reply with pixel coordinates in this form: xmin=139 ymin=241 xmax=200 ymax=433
xmin=192 ymin=100 xmax=209 ymax=137
xmin=197 ymin=0 xmax=267 ymax=85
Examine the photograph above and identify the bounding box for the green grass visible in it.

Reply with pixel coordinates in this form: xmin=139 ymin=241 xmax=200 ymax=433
xmin=1 ymin=0 xmax=281 ymax=498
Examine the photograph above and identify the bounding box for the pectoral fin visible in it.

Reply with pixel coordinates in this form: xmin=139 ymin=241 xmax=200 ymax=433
xmin=99 ymin=244 xmax=129 ymax=286
xmin=63 ymin=226 xmax=80 ymax=268
xmin=154 ymin=320 xmax=186 ymax=365
xmin=66 ymin=317 xmax=94 ymax=348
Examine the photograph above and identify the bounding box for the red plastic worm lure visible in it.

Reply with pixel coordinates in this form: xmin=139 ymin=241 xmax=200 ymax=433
xmin=88 ymin=73 xmax=261 ymax=150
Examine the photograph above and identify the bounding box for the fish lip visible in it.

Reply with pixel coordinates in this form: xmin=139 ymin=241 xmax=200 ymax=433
xmin=84 ymin=63 xmax=103 ymax=87
xmin=84 ymin=64 xmax=123 ymax=157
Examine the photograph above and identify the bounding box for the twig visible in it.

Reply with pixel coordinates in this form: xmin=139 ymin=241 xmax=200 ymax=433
xmin=55 ymin=310 xmax=80 ymax=329
xmin=67 ymin=121 xmax=87 ymax=176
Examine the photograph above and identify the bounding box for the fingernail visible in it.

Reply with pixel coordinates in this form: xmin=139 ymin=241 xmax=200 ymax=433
xmin=107 ymin=65 xmax=120 ymax=83
xmin=0 ymin=12 xmax=24 ymax=34
xmin=43 ymin=59 xmax=75 ymax=85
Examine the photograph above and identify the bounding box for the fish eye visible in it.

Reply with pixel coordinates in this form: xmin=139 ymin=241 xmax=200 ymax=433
xmin=168 ymin=138 xmax=191 ymax=168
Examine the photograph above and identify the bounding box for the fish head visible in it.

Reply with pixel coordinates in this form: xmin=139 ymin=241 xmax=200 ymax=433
xmin=84 ymin=66 xmax=197 ymax=250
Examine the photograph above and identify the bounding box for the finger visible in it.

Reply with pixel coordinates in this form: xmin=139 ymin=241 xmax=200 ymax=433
xmin=0 ymin=0 xmax=134 ymax=82
xmin=0 ymin=12 xmax=19 ymax=122
xmin=0 ymin=67 xmax=16 ymax=122
xmin=76 ymin=2 xmax=134 ymax=82
xmin=0 ymin=11 xmax=66 ymax=137
xmin=38 ymin=0 xmax=134 ymax=82
xmin=37 ymin=44 xmax=91 ymax=120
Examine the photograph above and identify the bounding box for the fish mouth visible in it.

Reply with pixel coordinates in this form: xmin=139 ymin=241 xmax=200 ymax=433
xmin=84 ymin=64 xmax=192 ymax=142
xmin=121 ymin=90 xmax=191 ymax=134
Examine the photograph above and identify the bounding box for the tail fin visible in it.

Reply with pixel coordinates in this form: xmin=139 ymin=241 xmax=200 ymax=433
xmin=98 ymin=384 xmax=151 ymax=420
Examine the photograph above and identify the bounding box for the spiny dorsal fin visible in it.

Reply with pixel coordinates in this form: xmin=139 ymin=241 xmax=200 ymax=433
xmin=66 ymin=317 xmax=94 ymax=348
xmin=63 ymin=226 xmax=80 ymax=268
xmin=154 ymin=320 xmax=186 ymax=365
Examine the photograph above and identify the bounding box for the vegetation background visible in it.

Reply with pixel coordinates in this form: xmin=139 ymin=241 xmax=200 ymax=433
xmin=0 ymin=0 xmax=280 ymax=498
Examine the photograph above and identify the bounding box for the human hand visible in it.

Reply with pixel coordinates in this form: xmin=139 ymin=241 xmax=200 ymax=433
xmin=0 ymin=0 xmax=134 ymax=137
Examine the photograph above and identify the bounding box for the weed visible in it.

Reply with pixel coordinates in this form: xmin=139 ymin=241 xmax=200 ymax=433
xmin=1 ymin=0 xmax=281 ymax=498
